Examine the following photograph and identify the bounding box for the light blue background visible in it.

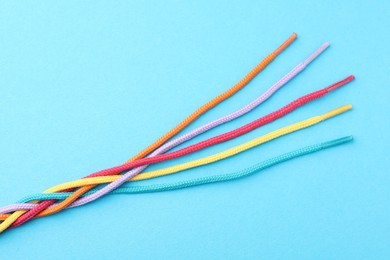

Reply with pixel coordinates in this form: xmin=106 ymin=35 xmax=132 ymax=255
xmin=0 ymin=1 xmax=389 ymax=259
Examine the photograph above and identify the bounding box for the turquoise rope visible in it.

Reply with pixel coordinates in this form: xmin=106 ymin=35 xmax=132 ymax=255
xmin=18 ymin=136 xmax=353 ymax=204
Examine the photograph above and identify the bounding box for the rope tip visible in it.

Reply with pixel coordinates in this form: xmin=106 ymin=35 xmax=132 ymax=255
xmin=321 ymin=135 xmax=354 ymax=149
xmin=292 ymin=32 xmax=298 ymax=39
xmin=323 ymin=41 xmax=331 ymax=48
xmin=321 ymin=104 xmax=352 ymax=120
xmin=273 ymin=33 xmax=298 ymax=56
xmin=326 ymin=75 xmax=355 ymax=92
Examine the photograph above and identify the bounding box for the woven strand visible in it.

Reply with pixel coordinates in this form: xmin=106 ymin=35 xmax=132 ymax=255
xmin=1 ymin=33 xmax=297 ymax=231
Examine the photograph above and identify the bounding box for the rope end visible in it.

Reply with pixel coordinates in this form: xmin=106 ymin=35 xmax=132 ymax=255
xmin=321 ymin=104 xmax=352 ymax=120
xmin=326 ymin=75 xmax=355 ymax=92
xmin=321 ymin=135 xmax=354 ymax=149
xmin=273 ymin=32 xmax=298 ymax=56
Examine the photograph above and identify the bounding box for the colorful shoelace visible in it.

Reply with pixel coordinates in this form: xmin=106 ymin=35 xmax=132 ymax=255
xmin=0 ymin=33 xmax=355 ymax=233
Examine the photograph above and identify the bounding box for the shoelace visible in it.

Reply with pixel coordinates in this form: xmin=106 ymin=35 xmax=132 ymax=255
xmin=0 ymin=34 xmax=355 ymax=235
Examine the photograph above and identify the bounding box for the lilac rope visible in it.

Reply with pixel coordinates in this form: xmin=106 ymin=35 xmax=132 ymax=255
xmin=0 ymin=42 xmax=329 ymax=214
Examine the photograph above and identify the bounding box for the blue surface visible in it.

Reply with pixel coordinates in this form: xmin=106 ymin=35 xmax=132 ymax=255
xmin=0 ymin=1 xmax=389 ymax=259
